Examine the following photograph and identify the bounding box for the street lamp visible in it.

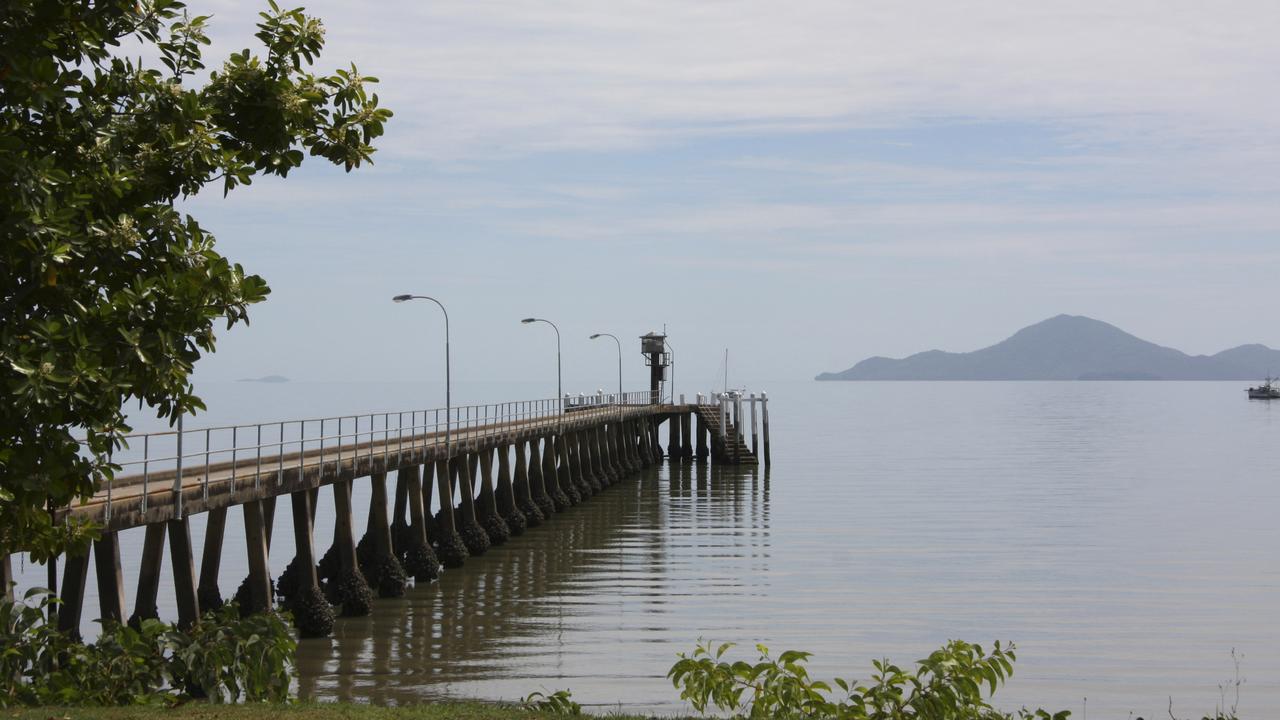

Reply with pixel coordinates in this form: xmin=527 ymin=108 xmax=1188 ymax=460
xmin=589 ymin=333 xmax=623 ymax=403
xmin=394 ymin=294 xmax=451 ymax=452
xmin=521 ymin=317 xmax=562 ymax=412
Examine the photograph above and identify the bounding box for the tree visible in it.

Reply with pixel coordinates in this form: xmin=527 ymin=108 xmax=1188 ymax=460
xmin=0 ymin=0 xmax=392 ymax=561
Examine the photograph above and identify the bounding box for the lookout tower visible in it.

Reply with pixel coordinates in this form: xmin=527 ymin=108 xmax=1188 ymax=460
xmin=640 ymin=331 xmax=669 ymax=404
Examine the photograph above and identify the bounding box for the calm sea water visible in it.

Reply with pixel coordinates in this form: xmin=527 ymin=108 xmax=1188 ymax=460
xmin=13 ymin=381 xmax=1280 ymax=717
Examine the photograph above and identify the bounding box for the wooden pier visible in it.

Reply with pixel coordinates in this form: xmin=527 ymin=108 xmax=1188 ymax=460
xmin=25 ymin=389 xmax=769 ymax=638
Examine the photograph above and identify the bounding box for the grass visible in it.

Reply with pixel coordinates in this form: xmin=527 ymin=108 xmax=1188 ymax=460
xmin=4 ymin=702 xmax=668 ymax=720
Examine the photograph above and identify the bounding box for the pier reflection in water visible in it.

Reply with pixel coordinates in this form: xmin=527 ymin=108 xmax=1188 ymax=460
xmin=296 ymin=461 xmax=770 ymax=710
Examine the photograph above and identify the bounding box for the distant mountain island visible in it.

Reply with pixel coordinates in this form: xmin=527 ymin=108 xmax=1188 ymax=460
xmin=237 ymin=375 xmax=290 ymax=383
xmin=816 ymin=315 xmax=1280 ymax=381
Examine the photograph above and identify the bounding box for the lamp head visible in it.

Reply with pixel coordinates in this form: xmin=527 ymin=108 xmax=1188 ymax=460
xmin=392 ymin=294 xmax=412 ymax=303
xmin=521 ymin=318 xmax=537 ymax=324
xmin=589 ymin=333 xmax=601 ymax=339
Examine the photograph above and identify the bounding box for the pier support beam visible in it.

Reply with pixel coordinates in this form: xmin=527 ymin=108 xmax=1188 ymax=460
xmin=402 ymin=465 xmax=440 ymax=582
xmin=431 ymin=459 xmax=469 ymax=568
xmin=241 ymin=499 xmax=274 ymax=615
xmin=528 ymin=438 xmax=558 ymax=517
xmin=2 ymin=555 xmax=11 ymax=602
xmin=361 ymin=472 xmax=406 ymax=598
xmin=545 ymin=436 xmax=572 ymax=510
xmin=94 ymin=532 xmax=127 ymax=624
xmin=496 ymin=445 xmax=527 ymax=535
xmin=593 ymin=426 xmax=612 ymax=485
xmin=681 ymin=412 xmax=694 ymax=461
xmin=667 ymin=416 xmax=682 ymax=460
xmin=167 ymin=517 xmax=200 ymax=629
xmin=130 ymin=523 xmax=166 ymax=626
xmin=197 ymin=507 xmax=227 ymax=611
xmin=557 ymin=434 xmax=581 ymax=505
xmin=622 ymin=421 xmax=639 ymax=472
xmin=327 ymin=479 xmax=373 ymax=616
xmin=513 ymin=441 xmax=544 ymax=526
xmin=391 ymin=471 xmax=409 ymax=558
xmin=476 ymin=450 xmax=511 ymax=545
xmin=761 ymin=393 xmax=771 ymax=467
xmin=287 ymin=489 xmax=334 ymax=637
xmin=57 ymin=548 xmax=90 ymax=637
xmin=696 ymin=411 xmax=709 ymax=460
xmin=571 ymin=432 xmax=595 ymax=497
xmin=453 ymin=457 xmax=490 ymax=556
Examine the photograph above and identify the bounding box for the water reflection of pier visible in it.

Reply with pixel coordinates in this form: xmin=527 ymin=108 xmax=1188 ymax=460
xmin=298 ymin=462 xmax=771 ymax=705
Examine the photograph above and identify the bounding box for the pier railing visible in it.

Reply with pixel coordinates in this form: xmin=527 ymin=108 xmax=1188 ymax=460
xmin=81 ymin=390 xmax=659 ymax=521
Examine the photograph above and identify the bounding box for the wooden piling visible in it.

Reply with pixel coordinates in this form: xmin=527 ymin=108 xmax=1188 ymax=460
xmin=242 ymin=500 xmax=273 ymax=613
xmin=131 ymin=522 xmax=166 ymax=623
xmin=167 ymin=517 xmax=200 ymax=629
xmin=198 ymin=507 xmax=227 ymax=610
xmin=93 ymin=532 xmax=127 ymax=623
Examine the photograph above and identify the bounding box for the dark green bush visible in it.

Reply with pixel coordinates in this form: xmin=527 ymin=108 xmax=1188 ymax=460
xmin=669 ymin=639 xmax=1070 ymax=720
xmin=0 ymin=588 xmax=296 ymax=707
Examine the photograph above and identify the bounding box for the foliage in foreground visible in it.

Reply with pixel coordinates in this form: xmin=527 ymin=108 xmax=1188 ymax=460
xmin=0 ymin=589 xmax=295 ymax=707
xmin=668 ymin=639 xmax=1069 ymax=720
xmin=0 ymin=0 xmax=391 ymax=562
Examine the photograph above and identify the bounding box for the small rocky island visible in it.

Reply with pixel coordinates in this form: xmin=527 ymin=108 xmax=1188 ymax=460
xmin=817 ymin=314 xmax=1280 ymax=381
xmin=237 ymin=375 xmax=291 ymax=383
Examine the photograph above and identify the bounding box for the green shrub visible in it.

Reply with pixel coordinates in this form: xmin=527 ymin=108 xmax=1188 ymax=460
xmin=0 ymin=588 xmax=296 ymax=707
xmin=668 ymin=639 xmax=1070 ymax=720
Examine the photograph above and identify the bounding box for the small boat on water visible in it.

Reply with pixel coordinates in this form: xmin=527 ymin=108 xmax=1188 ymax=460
xmin=1246 ymin=377 xmax=1280 ymax=399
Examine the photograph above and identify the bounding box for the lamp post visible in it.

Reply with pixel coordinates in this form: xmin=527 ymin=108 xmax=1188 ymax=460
xmin=394 ymin=294 xmax=450 ymax=452
xmin=521 ymin=317 xmax=561 ymax=413
xmin=589 ymin=333 xmax=623 ymax=404
xmin=663 ymin=338 xmax=675 ymax=404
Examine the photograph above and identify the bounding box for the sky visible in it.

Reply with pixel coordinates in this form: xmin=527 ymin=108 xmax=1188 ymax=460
xmin=181 ymin=0 xmax=1280 ymax=396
